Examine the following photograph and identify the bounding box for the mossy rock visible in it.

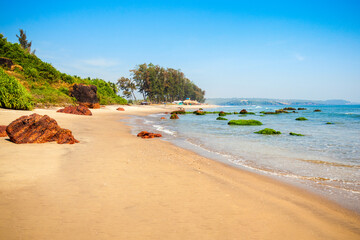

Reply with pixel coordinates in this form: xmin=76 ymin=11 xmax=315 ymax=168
xmin=170 ymin=114 xmax=179 ymax=119
xmin=295 ymin=117 xmax=308 ymax=121
xmin=216 ymin=117 xmax=228 ymax=120
xmin=193 ymin=110 xmax=205 ymax=115
xmin=254 ymin=128 xmax=281 ymax=135
xmin=228 ymin=120 xmax=263 ymax=126
xmin=219 ymin=112 xmax=227 ymax=116
xmin=289 ymin=132 xmax=304 ymax=136
xmin=326 ymin=122 xmax=334 ymax=124
xmin=233 ymin=112 xmax=238 ymax=114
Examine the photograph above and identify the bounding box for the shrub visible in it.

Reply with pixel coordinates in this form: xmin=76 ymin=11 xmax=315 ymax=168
xmin=0 ymin=68 xmax=33 ymax=110
xmin=228 ymin=120 xmax=263 ymax=125
xmin=295 ymin=117 xmax=308 ymax=121
xmin=255 ymin=128 xmax=281 ymax=135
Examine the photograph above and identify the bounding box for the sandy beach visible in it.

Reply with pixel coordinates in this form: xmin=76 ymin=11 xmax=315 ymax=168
xmin=0 ymin=105 xmax=359 ymax=240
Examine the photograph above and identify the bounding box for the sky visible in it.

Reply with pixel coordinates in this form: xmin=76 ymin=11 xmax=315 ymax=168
xmin=1 ymin=0 xmax=360 ymax=102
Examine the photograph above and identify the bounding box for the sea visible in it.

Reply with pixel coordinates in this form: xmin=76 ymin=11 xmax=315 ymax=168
xmin=127 ymin=105 xmax=360 ymax=212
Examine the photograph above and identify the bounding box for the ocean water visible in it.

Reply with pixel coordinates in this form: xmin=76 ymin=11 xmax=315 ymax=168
xmin=127 ymin=105 xmax=360 ymax=212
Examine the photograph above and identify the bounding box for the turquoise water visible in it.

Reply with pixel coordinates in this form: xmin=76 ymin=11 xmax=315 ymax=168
xmin=128 ymin=105 xmax=360 ymax=212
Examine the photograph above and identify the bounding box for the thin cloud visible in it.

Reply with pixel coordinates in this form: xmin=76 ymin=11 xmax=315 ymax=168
xmin=294 ymin=53 xmax=305 ymax=61
xmin=82 ymin=58 xmax=119 ymax=67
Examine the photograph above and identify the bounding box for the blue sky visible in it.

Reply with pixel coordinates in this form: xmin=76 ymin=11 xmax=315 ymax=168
xmin=1 ymin=0 xmax=360 ymax=101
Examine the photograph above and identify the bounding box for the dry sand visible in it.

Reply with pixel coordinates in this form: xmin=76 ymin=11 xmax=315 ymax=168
xmin=0 ymin=105 xmax=359 ymax=240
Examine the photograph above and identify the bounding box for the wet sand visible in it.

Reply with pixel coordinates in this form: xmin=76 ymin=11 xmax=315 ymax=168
xmin=0 ymin=105 xmax=359 ymax=240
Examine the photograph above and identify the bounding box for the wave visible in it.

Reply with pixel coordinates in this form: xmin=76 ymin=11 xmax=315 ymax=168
xmin=153 ymin=125 xmax=177 ymax=136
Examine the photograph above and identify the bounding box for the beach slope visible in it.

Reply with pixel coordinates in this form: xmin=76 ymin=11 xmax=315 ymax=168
xmin=0 ymin=106 xmax=359 ymax=240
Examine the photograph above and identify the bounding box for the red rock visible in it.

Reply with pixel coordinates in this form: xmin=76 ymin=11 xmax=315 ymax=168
xmin=6 ymin=113 xmax=79 ymax=144
xmin=137 ymin=131 xmax=162 ymax=139
xmin=117 ymin=107 xmax=125 ymax=111
xmin=57 ymin=105 xmax=92 ymax=116
xmin=0 ymin=125 xmax=7 ymax=137
xmin=79 ymin=102 xmax=100 ymax=109
xmin=164 ymin=112 xmax=169 ymax=114
xmin=160 ymin=117 xmax=166 ymax=120
xmin=170 ymin=114 xmax=179 ymax=119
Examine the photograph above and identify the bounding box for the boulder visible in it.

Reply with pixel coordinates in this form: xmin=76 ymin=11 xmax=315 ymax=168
xmin=254 ymin=128 xmax=281 ymax=135
xmin=160 ymin=117 xmax=166 ymax=120
xmin=239 ymin=109 xmax=248 ymax=114
xmin=283 ymin=107 xmax=296 ymax=110
xmin=314 ymin=109 xmax=321 ymax=112
xmin=117 ymin=107 xmax=125 ymax=111
xmin=137 ymin=131 xmax=162 ymax=139
xmin=6 ymin=113 xmax=79 ymax=144
xmin=0 ymin=125 xmax=7 ymax=137
xmin=70 ymin=84 xmax=100 ymax=109
xmin=298 ymin=108 xmax=307 ymax=110
xmin=170 ymin=114 xmax=179 ymax=119
xmin=57 ymin=105 xmax=92 ymax=116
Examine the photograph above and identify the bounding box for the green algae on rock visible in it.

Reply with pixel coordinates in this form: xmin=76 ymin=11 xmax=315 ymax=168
xmin=216 ymin=117 xmax=228 ymax=120
xmin=254 ymin=128 xmax=281 ymax=135
xmin=289 ymin=132 xmax=304 ymax=136
xmin=228 ymin=120 xmax=263 ymax=126
xmin=296 ymin=117 xmax=308 ymax=121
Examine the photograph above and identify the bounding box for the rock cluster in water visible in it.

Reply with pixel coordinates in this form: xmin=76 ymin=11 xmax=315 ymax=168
xmin=137 ymin=131 xmax=162 ymax=139
xmin=70 ymin=84 xmax=100 ymax=109
xmin=57 ymin=105 xmax=92 ymax=115
xmin=6 ymin=113 xmax=79 ymax=144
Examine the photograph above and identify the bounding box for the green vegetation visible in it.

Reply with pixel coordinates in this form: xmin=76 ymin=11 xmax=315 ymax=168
xmin=0 ymin=33 xmax=126 ymax=108
xmin=254 ymin=128 xmax=281 ymax=135
xmin=0 ymin=68 xmax=33 ymax=110
xmin=128 ymin=63 xmax=205 ymax=103
xmin=228 ymin=120 xmax=263 ymax=126
xmin=289 ymin=132 xmax=304 ymax=136
xmin=216 ymin=117 xmax=228 ymax=120
xmin=296 ymin=117 xmax=308 ymax=121
xmin=219 ymin=112 xmax=227 ymax=116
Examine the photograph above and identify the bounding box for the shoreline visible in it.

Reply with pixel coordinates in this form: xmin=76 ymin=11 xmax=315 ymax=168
xmin=1 ymin=106 xmax=360 ymax=239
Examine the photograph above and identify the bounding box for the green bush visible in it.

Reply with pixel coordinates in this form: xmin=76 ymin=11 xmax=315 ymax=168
xmin=0 ymin=68 xmax=33 ymax=110
xmin=295 ymin=117 xmax=308 ymax=121
xmin=255 ymin=128 xmax=281 ymax=135
xmin=228 ymin=120 xmax=263 ymax=125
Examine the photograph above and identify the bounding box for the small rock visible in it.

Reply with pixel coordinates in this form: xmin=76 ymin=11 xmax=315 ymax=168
xmin=170 ymin=114 xmax=179 ymax=119
xmin=117 ymin=107 xmax=125 ymax=111
xmin=137 ymin=131 xmax=162 ymax=139
xmin=57 ymin=105 xmax=92 ymax=115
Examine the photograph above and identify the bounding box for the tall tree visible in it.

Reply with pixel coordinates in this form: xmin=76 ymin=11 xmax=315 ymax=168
xmin=117 ymin=77 xmax=137 ymax=101
xmin=16 ymin=29 xmax=35 ymax=54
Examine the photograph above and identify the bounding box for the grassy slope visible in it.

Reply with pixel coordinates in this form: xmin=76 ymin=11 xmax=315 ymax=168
xmin=0 ymin=34 xmax=126 ymax=108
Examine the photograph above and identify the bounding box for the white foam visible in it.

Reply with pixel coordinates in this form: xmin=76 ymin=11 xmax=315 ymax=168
xmin=153 ymin=125 xmax=177 ymax=136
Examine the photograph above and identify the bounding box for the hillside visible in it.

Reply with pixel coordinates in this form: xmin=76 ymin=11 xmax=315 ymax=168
xmin=0 ymin=33 xmax=126 ymax=110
